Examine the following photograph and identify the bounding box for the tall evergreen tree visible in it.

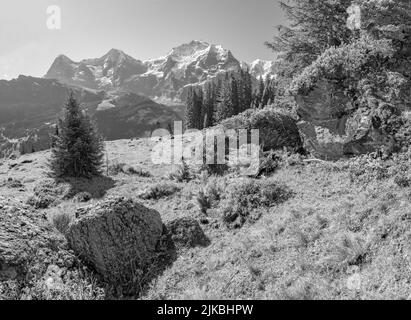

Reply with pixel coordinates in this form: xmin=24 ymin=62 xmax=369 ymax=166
xmin=50 ymin=92 xmax=104 ymax=178
xmin=203 ymin=82 xmax=215 ymax=128
xmin=265 ymin=0 xmax=353 ymax=78
xmin=255 ymin=76 xmax=265 ymax=108
xmin=261 ymin=74 xmax=274 ymax=107
xmin=230 ymin=74 xmax=240 ymax=116
xmin=243 ymin=69 xmax=253 ymax=111
xmin=185 ymin=87 xmax=203 ymax=130
xmin=214 ymin=73 xmax=232 ymax=123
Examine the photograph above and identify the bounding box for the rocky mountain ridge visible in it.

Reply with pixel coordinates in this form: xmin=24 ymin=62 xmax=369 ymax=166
xmin=45 ymin=40 xmax=277 ymax=100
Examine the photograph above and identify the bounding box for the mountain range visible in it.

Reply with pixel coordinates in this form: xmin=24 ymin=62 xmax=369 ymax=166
xmin=45 ymin=40 xmax=276 ymax=101
xmin=0 ymin=40 xmax=276 ymax=158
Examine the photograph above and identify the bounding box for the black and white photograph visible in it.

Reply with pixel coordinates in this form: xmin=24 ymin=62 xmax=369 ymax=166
xmin=0 ymin=0 xmax=411 ymax=306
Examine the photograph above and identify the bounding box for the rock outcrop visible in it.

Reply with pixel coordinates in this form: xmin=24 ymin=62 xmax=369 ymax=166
xmin=295 ymin=79 xmax=395 ymax=160
xmin=66 ymin=197 xmax=164 ymax=294
xmin=0 ymin=198 xmax=73 ymax=283
xmin=221 ymin=108 xmax=303 ymax=153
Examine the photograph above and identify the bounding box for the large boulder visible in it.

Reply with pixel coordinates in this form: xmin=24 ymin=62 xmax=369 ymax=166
xmin=66 ymin=197 xmax=164 ymax=294
xmin=295 ymin=79 xmax=394 ymax=160
xmin=221 ymin=108 xmax=303 ymax=152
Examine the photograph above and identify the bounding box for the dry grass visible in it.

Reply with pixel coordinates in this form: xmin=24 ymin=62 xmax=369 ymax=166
xmin=2 ymin=139 xmax=411 ymax=300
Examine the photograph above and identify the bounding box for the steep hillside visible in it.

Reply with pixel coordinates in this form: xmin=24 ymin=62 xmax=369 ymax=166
xmin=1 ymin=138 xmax=410 ymax=300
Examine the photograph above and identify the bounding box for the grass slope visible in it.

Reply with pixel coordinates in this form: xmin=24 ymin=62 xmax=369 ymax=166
xmin=1 ymin=138 xmax=410 ymax=300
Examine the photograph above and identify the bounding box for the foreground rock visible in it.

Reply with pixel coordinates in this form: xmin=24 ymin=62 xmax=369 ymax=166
xmin=0 ymin=198 xmax=84 ymax=299
xmin=0 ymin=200 xmax=68 ymax=282
xmin=66 ymin=197 xmax=164 ymax=294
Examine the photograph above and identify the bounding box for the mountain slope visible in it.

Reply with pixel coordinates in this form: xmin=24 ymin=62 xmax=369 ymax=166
xmin=0 ymin=76 xmax=181 ymax=158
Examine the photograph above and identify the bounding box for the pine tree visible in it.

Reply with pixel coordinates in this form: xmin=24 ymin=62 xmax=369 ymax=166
xmin=185 ymin=87 xmax=203 ymax=130
xmin=243 ymin=69 xmax=253 ymax=111
xmin=230 ymin=74 xmax=239 ymax=116
xmin=237 ymin=69 xmax=245 ymax=112
xmin=203 ymin=82 xmax=215 ymax=128
xmin=265 ymin=0 xmax=353 ymax=77
xmin=255 ymin=76 xmax=265 ymax=108
xmin=214 ymin=72 xmax=233 ymax=123
xmin=196 ymin=88 xmax=204 ymax=129
xmin=185 ymin=88 xmax=196 ymax=129
xmin=261 ymin=74 xmax=273 ymax=107
xmin=50 ymin=92 xmax=104 ymax=179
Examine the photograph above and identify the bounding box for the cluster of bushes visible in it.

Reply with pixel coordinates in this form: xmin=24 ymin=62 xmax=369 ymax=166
xmin=348 ymin=150 xmax=411 ymax=186
xmin=27 ymin=180 xmax=65 ymax=209
xmin=138 ymin=182 xmax=181 ymax=200
xmin=198 ymin=176 xmax=292 ymax=228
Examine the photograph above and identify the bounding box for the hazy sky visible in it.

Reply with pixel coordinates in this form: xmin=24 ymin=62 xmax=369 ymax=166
xmin=0 ymin=0 xmax=286 ymax=80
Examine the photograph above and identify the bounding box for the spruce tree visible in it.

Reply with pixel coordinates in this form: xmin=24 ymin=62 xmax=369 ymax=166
xmin=261 ymin=74 xmax=273 ymax=107
xmin=230 ymin=74 xmax=239 ymax=116
xmin=50 ymin=92 xmax=104 ymax=179
xmin=214 ymin=73 xmax=233 ymax=123
xmin=185 ymin=87 xmax=203 ymax=130
xmin=243 ymin=69 xmax=253 ymax=111
xmin=256 ymin=76 xmax=265 ymax=108
xmin=185 ymin=88 xmax=196 ymax=129
xmin=203 ymin=82 xmax=215 ymax=128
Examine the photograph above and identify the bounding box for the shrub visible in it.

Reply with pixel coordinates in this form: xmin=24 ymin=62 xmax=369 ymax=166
xmin=196 ymin=175 xmax=228 ymax=214
xmin=138 ymin=183 xmax=181 ymax=200
xmin=221 ymin=179 xmax=292 ymax=228
xmin=27 ymin=180 xmax=64 ymax=209
xmin=348 ymin=154 xmax=389 ymax=184
xmin=325 ymin=234 xmax=367 ymax=270
xmin=126 ymin=166 xmax=152 ymax=177
xmin=4 ymin=177 xmax=24 ymax=189
xmin=169 ymin=158 xmax=192 ymax=182
xmin=52 ymin=211 xmax=73 ymax=235
xmin=108 ymin=163 xmax=126 ymax=175
xmin=394 ymin=175 xmax=410 ymax=188
xmin=109 ymin=162 xmax=152 ymax=177
xmin=197 ymin=190 xmax=211 ymax=215
xmin=27 ymin=194 xmax=56 ymax=209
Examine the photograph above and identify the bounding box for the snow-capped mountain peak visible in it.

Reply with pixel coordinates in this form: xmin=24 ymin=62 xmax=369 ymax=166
xmin=246 ymin=59 xmax=277 ymax=79
xmin=45 ymin=41 xmax=276 ymax=100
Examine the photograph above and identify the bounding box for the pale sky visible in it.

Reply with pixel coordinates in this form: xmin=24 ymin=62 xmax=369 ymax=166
xmin=0 ymin=0 xmax=286 ymax=80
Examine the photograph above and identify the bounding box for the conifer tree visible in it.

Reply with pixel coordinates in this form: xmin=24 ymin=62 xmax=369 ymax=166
xmin=50 ymin=92 xmax=104 ymax=179
xmin=255 ymin=76 xmax=265 ymax=108
xmin=203 ymin=82 xmax=215 ymax=128
xmin=230 ymin=74 xmax=240 ymax=116
xmin=243 ymin=69 xmax=253 ymax=111
xmin=214 ymin=72 xmax=233 ymax=123
xmin=185 ymin=87 xmax=203 ymax=129
xmin=262 ymin=74 xmax=273 ymax=107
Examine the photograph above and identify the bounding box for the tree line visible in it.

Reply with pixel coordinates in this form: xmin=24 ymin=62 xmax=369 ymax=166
xmin=185 ymin=69 xmax=276 ymax=130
